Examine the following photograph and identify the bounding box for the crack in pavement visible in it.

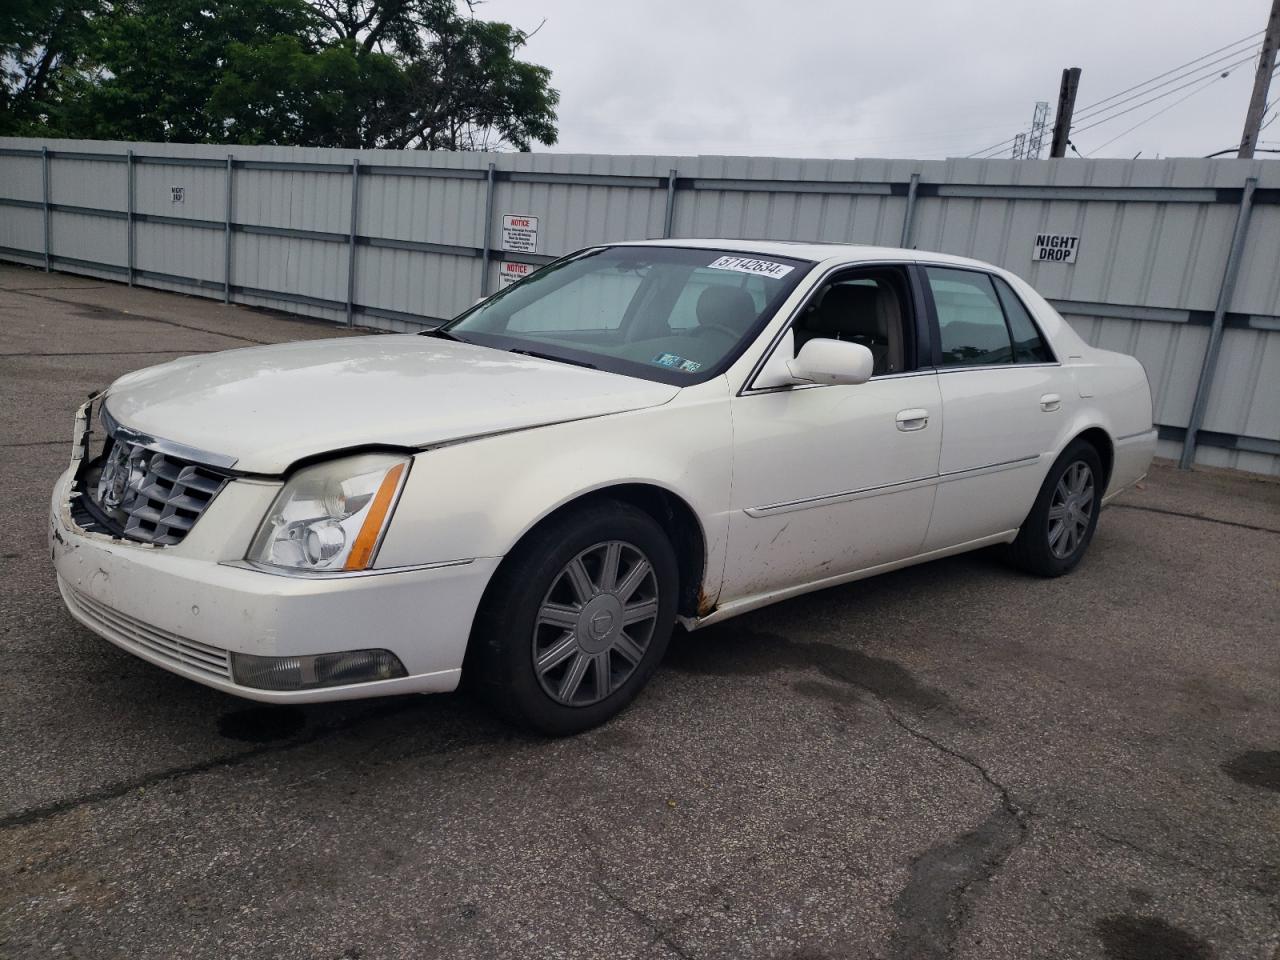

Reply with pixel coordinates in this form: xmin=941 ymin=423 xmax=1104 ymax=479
xmin=874 ymin=703 xmax=1030 ymax=960
xmin=0 ymin=699 xmax=426 ymax=831
xmin=0 ymin=284 xmax=109 ymax=292
xmin=1045 ymin=814 xmax=1279 ymax=900
xmin=2 ymin=286 xmax=271 ymax=345
xmin=1 ymin=350 xmax=211 ymax=358
xmin=579 ymin=824 xmax=697 ymax=960
xmin=1109 ymin=502 xmax=1280 ymax=535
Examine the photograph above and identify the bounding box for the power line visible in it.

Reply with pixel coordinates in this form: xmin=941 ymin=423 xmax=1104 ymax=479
xmin=1074 ymin=30 xmax=1262 ymax=114
xmin=1079 ymin=70 xmax=1231 ymax=155
xmin=1071 ymin=45 xmax=1259 ymax=125
xmin=1071 ymin=52 xmax=1258 ymax=135
xmin=963 ymin=34 xmax=1262 ymax=158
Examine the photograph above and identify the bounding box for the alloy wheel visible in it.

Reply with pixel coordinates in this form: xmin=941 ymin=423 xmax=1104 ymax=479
xmin=1047 ymin=460 xmax=1095 ymax=559
xmin=532 ymin=540 xmax=660 ymax=707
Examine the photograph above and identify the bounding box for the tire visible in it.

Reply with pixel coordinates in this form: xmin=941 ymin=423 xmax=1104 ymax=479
xmin=464 ymin=499 xmax=679 ymax=736
xmin=1007 ymin=439 xmax=1104 ymax=577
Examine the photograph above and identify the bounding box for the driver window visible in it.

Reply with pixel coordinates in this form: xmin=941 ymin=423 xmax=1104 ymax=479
xmin=792 ymin=269 xmax=911 ymax=376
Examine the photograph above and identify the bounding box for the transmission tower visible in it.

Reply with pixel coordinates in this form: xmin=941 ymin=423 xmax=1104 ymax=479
xmin=1011 ymin=133 xmax=1027 ymax=158
xmin=1026 ymin=101 xmax=1050 ymax=158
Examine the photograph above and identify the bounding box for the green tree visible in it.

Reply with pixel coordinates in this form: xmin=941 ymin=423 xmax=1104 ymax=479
xmin=54 ymin=0 xmax=319 ymax=142
xmin=210 ymin=1 xmax=559 ymax=149
xmin=0 ymin=1 xmax=103 ymax=134
xmin=3 ymin=0 xmax=559 ymax=151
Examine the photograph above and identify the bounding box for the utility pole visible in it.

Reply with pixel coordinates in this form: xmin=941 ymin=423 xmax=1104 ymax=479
xmin=1050 ymin=67 xmax=1082 ymax=158
xmin=1238 ymin=0 xmax=1280 ymax=159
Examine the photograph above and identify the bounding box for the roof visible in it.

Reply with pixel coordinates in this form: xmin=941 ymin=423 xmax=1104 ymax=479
xmin=621 ymin=237 xmax=993 ymax=270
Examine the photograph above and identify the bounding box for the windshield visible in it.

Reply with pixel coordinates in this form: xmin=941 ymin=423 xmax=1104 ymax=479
xmin=440 ymin=245 xmax=814 ymax=384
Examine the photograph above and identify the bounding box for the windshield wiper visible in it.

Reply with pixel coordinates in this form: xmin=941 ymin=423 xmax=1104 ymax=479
xmin=422 ymin=326 xmax=460 ymax=340
xmin=508 ymin=347 xmax=598 ymax=370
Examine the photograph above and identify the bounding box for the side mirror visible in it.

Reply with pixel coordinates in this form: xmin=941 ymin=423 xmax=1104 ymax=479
xmin=787 ymin=338 xmax=874 ymax=385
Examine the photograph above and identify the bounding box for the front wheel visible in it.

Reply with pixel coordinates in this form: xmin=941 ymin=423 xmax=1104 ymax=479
xmin=1007 ymin=440 xmax=1104 ymax=577
xmin=465 ymin=500 xmax=679 ymax=736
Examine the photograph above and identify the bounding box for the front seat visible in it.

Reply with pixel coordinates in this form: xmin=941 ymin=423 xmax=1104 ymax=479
xmin=800 ymin=283 xmax=900 ymax=375
xmin=694 ymin=285 xmax=757 ymax=337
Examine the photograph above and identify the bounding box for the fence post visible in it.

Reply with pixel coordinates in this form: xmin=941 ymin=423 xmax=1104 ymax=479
xmin=479 ymin=161 xmax=496 ymax=296
xmin=900 ymin=172 xmax=921 ymax=248
xmin=1179 ymin=176 xmax=1258 ymax=469
xmin=346 ymin=157 xmax=360 ymax=325
xmin=223 ymin=154 xmax=233 ymax=304
xmin=663 ymin=168 xmax=678 ymax=238
xmin=126 ymin=149 xmax=135 ymax=287
xmin=41 ymin=145 xmax=50 ymax=272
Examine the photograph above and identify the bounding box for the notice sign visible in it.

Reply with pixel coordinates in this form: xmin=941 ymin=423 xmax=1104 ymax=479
xmin=498 ymin=261 xmax=534 ymax=288
xmin=1033 ymin=233 xmax=1079 ymax=263
xmin=501 ymin=214 xmax=539 ymax=253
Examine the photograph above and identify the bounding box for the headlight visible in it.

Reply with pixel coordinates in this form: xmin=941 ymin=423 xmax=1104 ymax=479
xmin=248 ymin=453 xmax=410 ymax=574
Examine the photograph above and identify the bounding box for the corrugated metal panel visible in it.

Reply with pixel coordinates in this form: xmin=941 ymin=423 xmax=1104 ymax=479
xmin=0 ymin=136 xmax=1276 ymax=474
xmin=50 ymin=210 xmax=126 ymax=266
xmin=0 ymin=155 xmax=44 ymax=203
xmin=0 ymin=206 xmax=42 ymax=254
xmin=234 ymin=167 xmax=350 ymax=234
xmin=136 ymin=221 xmax=223 ymax=284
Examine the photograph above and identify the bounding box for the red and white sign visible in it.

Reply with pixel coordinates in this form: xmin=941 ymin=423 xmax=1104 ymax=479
xmin=501 ymin=214 xmax=539 ymax=253
xmin=498 ymin=261 xmax=534 ymax=288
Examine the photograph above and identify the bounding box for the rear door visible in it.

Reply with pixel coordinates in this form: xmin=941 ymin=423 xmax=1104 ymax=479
xmin=918 ymin=265 xmax=1066 ymax=551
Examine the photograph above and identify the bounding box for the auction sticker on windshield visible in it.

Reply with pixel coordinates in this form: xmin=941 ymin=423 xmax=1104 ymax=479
xmin=708 ymin=256 xmax=794 ymax=280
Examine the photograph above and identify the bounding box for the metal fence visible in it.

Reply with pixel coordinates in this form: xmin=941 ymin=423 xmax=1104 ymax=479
xmin=1 ymin=137 xmax=1277 ymax=475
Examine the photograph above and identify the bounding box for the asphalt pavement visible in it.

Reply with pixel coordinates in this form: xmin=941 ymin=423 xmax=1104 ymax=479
xmin=1 ymin=264 xmax=1277 ymax=960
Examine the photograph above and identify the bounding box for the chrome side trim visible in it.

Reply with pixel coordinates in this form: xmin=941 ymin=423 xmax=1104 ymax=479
xmin=934 ymin=362 xmax=1062 ymax=374
xmin=221 ymin=557 xmax=476 ymax=579
xmin=101 ymin=402 xmax=239 ymax=471
xmin=744 ymin=454 xmax=1042 ymax=517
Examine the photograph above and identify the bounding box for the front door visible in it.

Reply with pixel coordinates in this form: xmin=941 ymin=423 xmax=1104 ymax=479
xmin=722 ymin=266 xmax=943 ymax=603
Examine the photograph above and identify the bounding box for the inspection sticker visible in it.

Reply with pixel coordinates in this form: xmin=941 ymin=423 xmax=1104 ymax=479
xmin=707 ymin=255 xmax=794 ymax=280
xmin=652 ymin=353 xmax=702 ymax=372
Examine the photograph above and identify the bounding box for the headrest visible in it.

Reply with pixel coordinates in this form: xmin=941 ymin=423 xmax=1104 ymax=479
xmin=696 ymin=285 xmax=757 ymax=331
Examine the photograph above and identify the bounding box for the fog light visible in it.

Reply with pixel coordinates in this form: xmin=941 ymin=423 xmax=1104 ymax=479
xmin=231 ymin=648 xmax=407 ymax=691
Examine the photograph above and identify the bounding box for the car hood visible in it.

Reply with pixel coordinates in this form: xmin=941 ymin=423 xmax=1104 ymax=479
xmin=104 ymin=335 xmax=678 ymax=474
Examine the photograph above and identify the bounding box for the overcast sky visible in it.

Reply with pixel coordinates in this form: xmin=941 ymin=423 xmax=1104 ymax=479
xmin=478 ymin=0 xmax=1273 ymax=161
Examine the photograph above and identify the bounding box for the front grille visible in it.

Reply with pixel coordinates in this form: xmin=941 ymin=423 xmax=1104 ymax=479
xmin=72 ymin=405 xmax=230 ymax=546
xmin=64 ymin=585 xmax=233 ymax=681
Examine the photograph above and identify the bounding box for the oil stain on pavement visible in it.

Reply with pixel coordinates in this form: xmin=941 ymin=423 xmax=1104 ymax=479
xmin=1221 ymin=749 xmax=1280 ymax=792
xmin=1094 ymin=914 xmax=1212 ymax=960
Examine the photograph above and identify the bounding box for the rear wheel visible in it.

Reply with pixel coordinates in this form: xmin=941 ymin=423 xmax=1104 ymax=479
xmin=466 ymin=500 xmax=678 ymax=735
xmin=1007 ymin=439 xmax=1103 ymax=577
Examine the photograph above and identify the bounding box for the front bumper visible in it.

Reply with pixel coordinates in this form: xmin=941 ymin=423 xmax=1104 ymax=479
xmin=49 ymin=467 xmax=501 ymax=703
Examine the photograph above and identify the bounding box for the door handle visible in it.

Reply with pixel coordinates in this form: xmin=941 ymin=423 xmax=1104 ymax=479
xmin=896 ymin=408 xmax=929 ymax=431
xmin=1040 ymin=393 xmax=1062 ymax=413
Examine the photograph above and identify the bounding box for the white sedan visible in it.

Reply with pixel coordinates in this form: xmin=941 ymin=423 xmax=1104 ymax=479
xmin=50 ymin=240 xmax=1156 ymax=734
